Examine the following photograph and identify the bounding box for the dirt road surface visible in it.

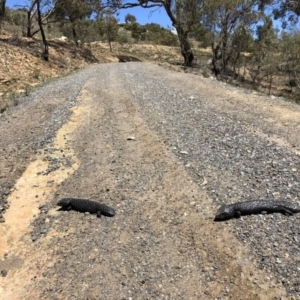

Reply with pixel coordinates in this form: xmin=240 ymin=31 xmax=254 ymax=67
xmin=1 ymin=63 xmax=300 ymax=299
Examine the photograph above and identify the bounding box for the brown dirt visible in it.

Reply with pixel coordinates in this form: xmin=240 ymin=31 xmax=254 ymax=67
xmin=0 ymin=35 xmax=95 ymax=101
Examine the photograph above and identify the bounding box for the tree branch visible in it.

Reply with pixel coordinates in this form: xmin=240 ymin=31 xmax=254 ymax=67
xmin=119 ymin=0 xmax=164 ymax=9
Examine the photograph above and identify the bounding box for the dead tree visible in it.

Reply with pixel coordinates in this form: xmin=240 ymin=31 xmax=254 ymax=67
xmin=36 ymin=0 xmax=49 ymax=61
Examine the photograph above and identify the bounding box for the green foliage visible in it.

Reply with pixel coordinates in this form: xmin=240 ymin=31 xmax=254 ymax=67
xmin=202 ymin=0 xmax=263 ymax=76
xmin=130 ymin=22 xmax=146 ymax=42
xmin=4 ymin=7 xmax=26 ymax=27
xmin=54 ymin=0 xmax=94 ymax=45
xmin=279 ymin=31 xmax=300 ymax=94
xmin=54 ymin=0 xmax=92 ymax=22
xmin=192 ymin=23 xmax=210 ymax=48
xmin=116 ymin=31 xmax=129 ymax=43
xmin=231 ymin=25 xmax=254 ymax=53
xmin=202 ymin=70 xmax=210 ymax=78
xmin=124 ymin=13 xmax=136 ymax=24
xmin=147 ymin=30 xmax=179 ymax=46
xmin=118 ymin=20 xmax=179 ymax=46
xmin=273 ymin=0 xmax=300 ymax=28
xmin=96 ymin=16 xmax=119 ymax=41
xmin=121 ymin=21 xmax=179 ymax=46
xmin=143 ymin=23 xmax=178 ymax=46
xmin=12 ymin=13 xmax=26 ymax=27
xmin=256 ymin=16 xmax=276 ymax=45
xmin=57 ymin=19 xmax=99 ymax=43
xmin=75 ymin=19 xmax=100 ymax=43
xmin=144 ymin=23 xmax=163 ymax=33
xmin=124 ymin=23 xmax=132 ymax=31
xmin=248 ymin=17 xmax=279 ymax=87
xmin=174 ymin=0 xmax=204 ymax=32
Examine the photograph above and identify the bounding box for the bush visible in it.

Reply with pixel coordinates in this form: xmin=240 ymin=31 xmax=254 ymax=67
xmin=157 ymin=31 xmax=178 ymax=46
xmin=116 ymin=32 xmax=129 ymax=43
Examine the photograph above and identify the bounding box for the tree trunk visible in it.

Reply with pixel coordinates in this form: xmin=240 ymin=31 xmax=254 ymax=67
xmin=0 ymin=0 xmax=6 ymax=30
xmin=29 ymin=28 xmax=41 ymax=38
xmin=71 ymin=23 xmax=79 ymax=46
xmin=175 ymin=25 xmax=194 ymax=67
xmin=268 ymin=74 xmax=273 ymax=95
xmin=27 ymin=1 xmax=37 ymax=38
xmin=221 ymin=39 xmax=227 ymax=76
xmin=27 ymin=10 xmax=32 ymax=37
xmin=211 ymin=43 xmax=221 ymax=76
xmin=36 ymin=0 xmax=49 ymax=61
xmin=163 ymin=3 xmax=194 ymax=67
xmin=107 ymin=29 xmax=112 ymax=52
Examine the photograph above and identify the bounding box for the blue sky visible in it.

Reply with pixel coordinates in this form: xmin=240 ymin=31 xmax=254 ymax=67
xmin=117 ymin=6 xmax=172 ymax=28
xmin=7 ymin=0 xmax=297 ymax=32
xmin=6 ymin=0 xmax=173 ymax=28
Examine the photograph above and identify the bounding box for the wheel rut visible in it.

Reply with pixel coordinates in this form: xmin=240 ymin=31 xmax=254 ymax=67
xmin=0 ymin=90 xmax=91 ymax=299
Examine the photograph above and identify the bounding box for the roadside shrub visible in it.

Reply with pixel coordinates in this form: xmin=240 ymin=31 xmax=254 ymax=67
xmin=116 ymin=32 xmax=129 ymax=44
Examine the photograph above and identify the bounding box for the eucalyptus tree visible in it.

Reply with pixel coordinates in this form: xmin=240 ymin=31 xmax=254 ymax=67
xmin=18 ymin=1 xmax=54 ymax=59
xmin=96 ymin=9 xmax=119 ymax=51
xmin=36 ymin=0 xmax=49 ymax=60
xmin=201 ymin=0 xmax=269 ymax=77
xmin=124 ymin=13 xmax=136 ymax=23
xmin=248 ymin=16 xmax=279 ymax=89
xmin=13 ymin=0 xmax=55 ymax=38
xmin=13 ymin=0 xmax=39 ymax=37
xmin=280 ymin=30 xmax=300 ymax=95
xmin=118 ymin=0 xmax=204 ymax=66
xmin=54 ymin=0 xmax=93 ymax=45
xmin=272 ymin=0 xmax=300 ymax=27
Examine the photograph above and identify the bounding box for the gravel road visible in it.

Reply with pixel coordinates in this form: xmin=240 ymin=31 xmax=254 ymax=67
xmin=0 ymin=62 xmax=300 ymax=299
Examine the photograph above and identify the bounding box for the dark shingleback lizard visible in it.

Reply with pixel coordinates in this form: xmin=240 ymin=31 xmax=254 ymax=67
xmin=214 ymin=200 xmax=300 ymax=221
xmin=57 ymin=198 xmax=115 ymax=217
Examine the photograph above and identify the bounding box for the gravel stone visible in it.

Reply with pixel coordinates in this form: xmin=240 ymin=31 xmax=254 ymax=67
xmin=121 ymin=63 xmax=300 ymax=296
xmin=0 ymin=66 xmax=98 ymax=220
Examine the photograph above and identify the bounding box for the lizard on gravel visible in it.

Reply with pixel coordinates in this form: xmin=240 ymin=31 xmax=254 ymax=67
xmin=57 ymin=198 xmax=115 ymax=217
xmin=214 ymin=200 xmax=300 ymax=221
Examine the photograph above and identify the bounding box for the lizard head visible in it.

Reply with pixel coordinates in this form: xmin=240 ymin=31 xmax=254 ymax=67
xmin=57 ymin=198 xmax=71 ymax=208
xmin=214 ymin=204 xmax=234 ymax=221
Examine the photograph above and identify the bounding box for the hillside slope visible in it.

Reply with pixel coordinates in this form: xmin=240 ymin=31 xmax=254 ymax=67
xmin=0 ymin=34 xmax=184 ymax=112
